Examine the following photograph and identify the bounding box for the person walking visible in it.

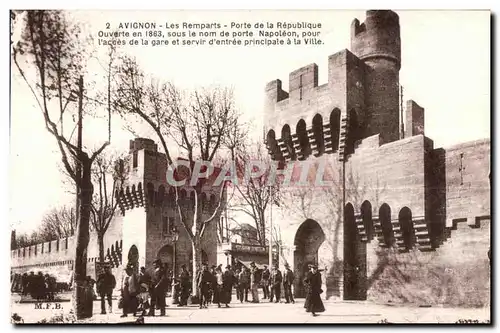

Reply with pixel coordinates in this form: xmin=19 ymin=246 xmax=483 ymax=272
xmin=221 ymin=265 xmax=234 ymax=308
xmin=149 ymin=259 xmax=167 ymax=316
xmin=261 ymin=265 xmax=270 ymax=299
xmin=96 ymin=265 xmax=116 ymax=314
xmin=197 ymin=263 xmax=212 ymax=309
xmin=303 ymin=264 xmax=325 ymax=317
xmin=249 ymin=262 xmax=260 ymax=303
xmin=283 ymin=263 xmax=295 ymax=304
xmin=270 ymin=264 xmax=282 ymax=303
xmin=178 ymin=265 xmax=191 ymax=306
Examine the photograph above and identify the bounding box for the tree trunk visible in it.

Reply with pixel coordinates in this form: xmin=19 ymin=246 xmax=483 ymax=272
xmin=191 ymin=238 xmax=201 ymax=297
xmin=73 ymin=160 xmax=93 ymax=319
xmin=98 ymin=233 xmax=105 ymax=263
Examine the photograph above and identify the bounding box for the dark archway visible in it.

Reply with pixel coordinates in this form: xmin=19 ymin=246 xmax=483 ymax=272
xmin=156 ymin=185 xmax=165 ymax=206
xmin=329 ymin=109 xmax=341 ymax=153
xmin=312 ymin=114 xmax=325 ymax=156
xmin=296 ymin=119 xmax=310 ymax=160
xmin=346 ymin=109 xmax=359 ymax=155
xmin=293 ymin=219 xmax=325 ymax=298
xmin=344 ymin=203 xmax=367 ymax=300
xmin=282 ymin=124 xmax=296 ymax=160
xmin=361 ymin=201 xmax=373 ymax=241
xmin=127 ymin=245 xmax=139 ymax=271
xmin=157 ymin=245 xmax=174 ymax=272
xmin=266 ymin=129 xmax=282 ymax=161
xmin=379 ymin=204 xmax=393 ymax=247
xmin=399 ymin=207 xmax=415 ymax=251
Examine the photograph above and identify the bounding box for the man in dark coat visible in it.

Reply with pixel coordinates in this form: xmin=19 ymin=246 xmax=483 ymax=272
xmin=208 ymin=265 xmax=217 ymax=304
xmin=197 ymin=263 xmax=212 ymax=309
xmin=303 ymin=264 xmax=325 ymax=316
xmin=283 ymin=263 xmax=295 ymax=304
xmin=148 ymin=259 xmax=167 ymax=316
xmin=179 ymin=265 xmax=191 ymax=306
xmin=97 ymin=265 xmax=116 ymax=314
xmin=238 ymin=266 xmax=250 ymax=303
xmin=221 ymin=265 xmax=234 ymax=308
xmin=270 ymin=264 xmax=282 ymax=303
xmin=261 ymin=265 xmax=270 ymax=299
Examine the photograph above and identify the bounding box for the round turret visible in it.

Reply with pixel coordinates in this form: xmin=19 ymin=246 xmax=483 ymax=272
xmin=351 ymin=10 xmax=401 ymax=69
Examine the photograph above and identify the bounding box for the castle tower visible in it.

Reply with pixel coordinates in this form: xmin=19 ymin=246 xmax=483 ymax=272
xmin=351 ymin=10 xmax=401 ymax=144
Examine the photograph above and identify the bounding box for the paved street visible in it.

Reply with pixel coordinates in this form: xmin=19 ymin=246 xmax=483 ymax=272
xmin=11 ymin=294 xmax=490 ymax=324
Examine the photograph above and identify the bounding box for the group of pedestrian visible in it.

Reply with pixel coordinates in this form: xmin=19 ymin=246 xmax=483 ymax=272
xmin=11 ymin=271 xmax=58 ymax=301
xmin=231 ymin=262 xmax=296 ymax=304
xmin=118 ymin=259 xmax=169 ymax=318
xmin=197 ymin=263 xmax=235 ymax=308
xmin=99 ymin=259 xmax=325 ymax=318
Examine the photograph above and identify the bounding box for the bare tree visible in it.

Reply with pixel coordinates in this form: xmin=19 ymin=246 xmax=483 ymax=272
xmin=39 ymin=206 xmax=77 ymax=240
xmin=90 ymin=153 xmax=125 ymax=262
xmin=114 ymin=56 xmax=245 ymax=295
xmin=12 ymin=10 xmax=114 ymax=318
xmin=227 ymin=141 xmax=280 ymax=246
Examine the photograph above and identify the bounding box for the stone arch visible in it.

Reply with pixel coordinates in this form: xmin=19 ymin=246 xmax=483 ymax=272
xmin=293 ymin=219 xmax=325 ymax=298
xmin=346 ymin=109 xmax=360 ymax=155
xmin=329 ymin=108 xmax=341 ymax=153
xmin=266 ymin=129 xmax=281 ymax=160
xmin=312 ymin=113 xmax=325 ymax=155
xmin=127 ymin=245 xmax=139 ymax=270
xmin=281 ymin=124 xmax=296 ymax=160
xmin=399 ymin=207 xmax=415 ymax=251
xmin=379 ymin=203 xmax=393 ymax=247
xmin=188 ymin=250 xmax=209 ymax=269
xmin=157 ymin=244 xmax=174 ymax=271
xmin=361 ymin=200 xmax=373 ymax=241
xmin=344 ymin=202 xmax=367 ymax=300
xmin=296 ymin=119 xmax=310 ymax=160
xmin=156 ymin=185 xmax=165 ymax=206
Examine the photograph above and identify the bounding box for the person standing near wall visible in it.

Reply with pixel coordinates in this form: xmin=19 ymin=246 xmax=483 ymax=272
xmin=149 ymin=259 xmax=167 ymax=316
xmin=178 ymin=265 xmax=191 ymax=306
xmin=249 ymin=262 xmax=260 ymax=303
xmin=261 ymin=265 xmax=270 ymax=299
xmin=197 ymin=263 xmax=212 ymax=309
xmin=120 ymin=264 xmax=139 ymax=318
xmin=97 ymin=266 xmax=116 ymax=314
xmin=238 ymin=267 xmax=250 ymax=303
xmin=283 ymin=263 xmax=295 ymax=304
xmin=270 ymin=264 xmax=282 ymax=303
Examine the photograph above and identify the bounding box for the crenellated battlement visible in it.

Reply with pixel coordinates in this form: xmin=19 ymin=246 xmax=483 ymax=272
xmin=11 ymin=232 xmax=123 ymax=272
xmin=351 ymin=10 xmax=401 ymax=68
xmin=265 ymin=49 xmax=364 ymax=114
xmin=116 ymin=180 xmax=223 ymax=213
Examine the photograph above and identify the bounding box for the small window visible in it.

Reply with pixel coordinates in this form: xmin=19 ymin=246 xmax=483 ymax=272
xmin=133 ymin=151 xmax=138 ymax=168
xmin=48 ymin=242 xmax=51 ymax=253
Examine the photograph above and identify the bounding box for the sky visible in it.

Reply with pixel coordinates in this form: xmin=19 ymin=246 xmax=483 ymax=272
xmin=9 ymin=10 xmax=490 ymax=234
